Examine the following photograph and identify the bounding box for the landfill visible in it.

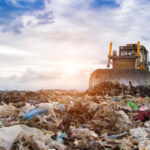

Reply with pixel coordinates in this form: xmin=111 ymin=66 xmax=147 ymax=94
xmin=1 ymin=82 xmax=150 ymax=149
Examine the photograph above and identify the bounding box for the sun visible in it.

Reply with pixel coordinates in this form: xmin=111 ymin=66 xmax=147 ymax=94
xmin=63 ymin=63 xmax=80 ymax=76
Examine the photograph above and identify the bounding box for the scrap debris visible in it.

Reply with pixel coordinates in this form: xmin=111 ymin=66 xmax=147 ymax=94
xmin=0 ymin=82 xmax=150 ymax=149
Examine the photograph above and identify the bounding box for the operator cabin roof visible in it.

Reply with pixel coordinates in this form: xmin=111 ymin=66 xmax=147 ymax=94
xmin=111 ymin=43 xmax=148 ymax=70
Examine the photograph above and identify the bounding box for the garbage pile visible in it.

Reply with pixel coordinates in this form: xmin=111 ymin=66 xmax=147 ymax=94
xmin=87 ymin=81 xmax=150 ymax=97
xmin=0 ymin=82 xmax=150 ymax=149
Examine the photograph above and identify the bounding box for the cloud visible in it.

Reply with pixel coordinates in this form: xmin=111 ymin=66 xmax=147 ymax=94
xmin=0 ymin=68 xmax=90 ymax=90
xmin=0 ymin=0 xmax=53 ymax=33
xmin=0 ymin=0 xmax=150 ymax=90
xmin=0 ymin=45 xmax=29 ymax=55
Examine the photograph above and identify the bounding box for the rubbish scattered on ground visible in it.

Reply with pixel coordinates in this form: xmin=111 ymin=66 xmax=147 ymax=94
xmin=0 ymin=125 xmax=53 ymax=150
xmin=0 ymin=82 xmax=150 ymax=149
xmin=22 ymin=108 xmax=48 ymax=120
xmin=0 ymin=104 xmax=18 ymax=117
xmin=139 ymin=140 xmax=150 ymax=150
xmin=56 ymin=131 xmax=68 ymax=144
xmin=70 ymin=127 xmax=98 ymax=138
xmin=112 ymin=96 xmax=122 ymax=101
xmin=115 ymin=110 xmax=132 ymax=131
xmin=130 ymin=127 xmax=150 ymax=141
xmin=134 ymin=110 xmax=150 ymax=122
xmin=139 ymin=105 xmax=149 ymax=111
xmin=127 ymin=101 xmax=139 ymax=110
xmin=144 ymin=120 xmax=150 ymax=128
xmin=107 ymin=131 xmax=128 ymax=139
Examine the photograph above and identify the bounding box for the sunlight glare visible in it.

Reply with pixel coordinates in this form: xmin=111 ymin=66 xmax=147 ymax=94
xmin=63 ymin=63 xmax=80 ymax=76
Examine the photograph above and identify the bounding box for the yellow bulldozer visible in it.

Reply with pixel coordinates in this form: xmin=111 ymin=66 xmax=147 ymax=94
xmin=89 ymin=41 xmax=150 ymax=89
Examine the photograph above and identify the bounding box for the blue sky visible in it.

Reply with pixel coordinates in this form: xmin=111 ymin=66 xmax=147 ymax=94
xmin=0 ymin=0 xmax=150 ymax=90
xmin=0 ymin=0 xmax=119 ymax=33
xmin=0 ymin=0 xmax=52 ymax=32
xmin=91 ymin=0 xmax=119 ymax=8
xmin=0 ymin=0 xmax=44 ymax=22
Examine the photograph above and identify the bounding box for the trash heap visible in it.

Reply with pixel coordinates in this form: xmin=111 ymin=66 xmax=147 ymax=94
xmin=0 ymin=82 xmax=150 ymax=149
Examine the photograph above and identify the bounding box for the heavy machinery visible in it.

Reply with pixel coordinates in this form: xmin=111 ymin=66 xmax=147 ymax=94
xmin=89 ymin=41 xmax=150 ymax=89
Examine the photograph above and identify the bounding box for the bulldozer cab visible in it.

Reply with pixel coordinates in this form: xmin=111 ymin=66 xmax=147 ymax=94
xmin=108 ymin=42 xmax=149 ymax=71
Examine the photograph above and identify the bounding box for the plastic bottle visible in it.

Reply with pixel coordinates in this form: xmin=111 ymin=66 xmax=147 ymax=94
xmin=23 ymin=108 xmax=48 ymax=120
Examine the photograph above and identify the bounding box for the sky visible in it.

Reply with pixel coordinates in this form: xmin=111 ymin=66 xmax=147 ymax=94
xmin=0 ymin=0 xmax=150 ymax=90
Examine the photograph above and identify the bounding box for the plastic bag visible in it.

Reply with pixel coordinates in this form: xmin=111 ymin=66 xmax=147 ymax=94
xmin=127 ymin=101 xmax=139 ymax=110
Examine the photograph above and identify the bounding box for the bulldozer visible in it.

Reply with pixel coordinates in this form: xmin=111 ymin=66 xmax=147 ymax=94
xmin=89 ymin=41 xmax=150 ymax=89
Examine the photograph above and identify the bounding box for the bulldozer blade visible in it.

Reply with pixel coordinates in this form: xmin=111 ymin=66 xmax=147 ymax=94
xmin=89 ymin=69 xmax=150 ymax=89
